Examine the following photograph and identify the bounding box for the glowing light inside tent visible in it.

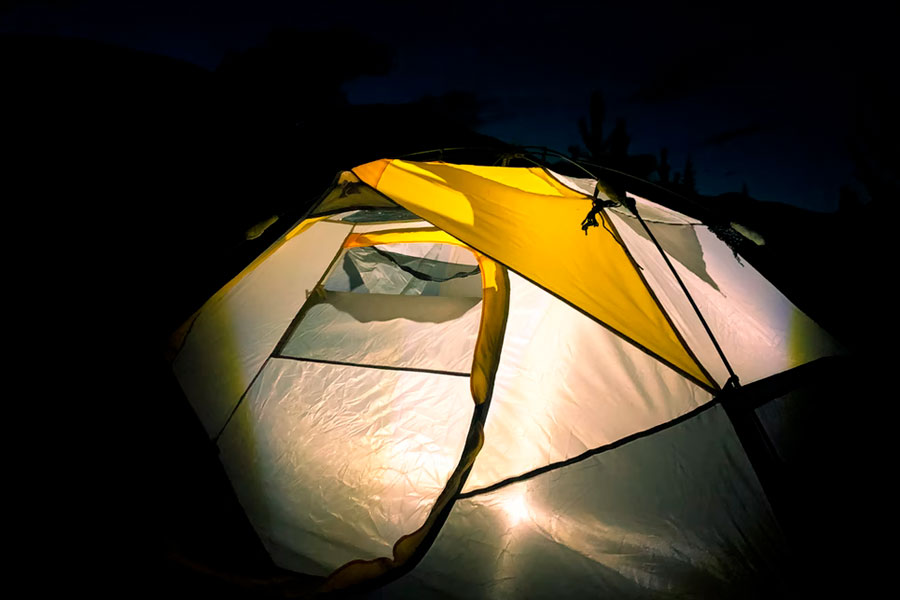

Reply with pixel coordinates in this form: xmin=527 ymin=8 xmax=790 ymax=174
xmin=500 ymin=489 xmax=532 ymax=527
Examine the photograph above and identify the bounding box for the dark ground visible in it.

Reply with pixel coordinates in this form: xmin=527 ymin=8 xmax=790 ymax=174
xmin=5 ymin=34 xmax=890 ymax=597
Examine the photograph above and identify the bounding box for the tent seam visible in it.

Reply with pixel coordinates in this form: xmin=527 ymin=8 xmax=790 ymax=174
xmin=457 ymin=398 xmax=722 ymax=499
xmin=270 ymin=355 xmax=471 ymax=378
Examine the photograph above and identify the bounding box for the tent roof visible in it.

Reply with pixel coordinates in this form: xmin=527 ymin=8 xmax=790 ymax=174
xmin=351 ymin=158 xmax=716 ymax=390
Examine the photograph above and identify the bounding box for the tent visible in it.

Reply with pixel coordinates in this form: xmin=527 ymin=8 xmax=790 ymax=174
xmin=170 ymin=157 xmax=844 ymax=597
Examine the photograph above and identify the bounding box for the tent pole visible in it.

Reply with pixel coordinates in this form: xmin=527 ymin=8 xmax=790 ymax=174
xmin=617 ymin=194 xmax=800 ymax=548
xmin=619 ymin=195 xmax=738 ymax=382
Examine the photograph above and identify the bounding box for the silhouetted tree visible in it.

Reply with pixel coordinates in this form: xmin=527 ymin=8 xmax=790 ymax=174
xmin=683 ymin=155 xmax=697 ymax=194
xmin=608 ymin=118 xmax=631 ymax=162
xmin=657 ymin=148 xmax=671 ymax=183
xmin=572 ymin=91 xmax=656 ymax=180
xmin=577 ymin=91 xmax=606 ymax=158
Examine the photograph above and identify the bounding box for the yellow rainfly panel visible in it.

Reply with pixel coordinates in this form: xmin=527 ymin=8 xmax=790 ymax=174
xmin=352 ymin=159 xmax=714 ymax=390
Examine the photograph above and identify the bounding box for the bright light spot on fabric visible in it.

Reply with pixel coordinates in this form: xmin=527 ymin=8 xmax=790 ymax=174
xmin=500 ymin=490 xmax=531 ymax=527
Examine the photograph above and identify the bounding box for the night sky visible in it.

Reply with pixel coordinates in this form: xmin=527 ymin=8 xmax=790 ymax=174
xmin=4 ymin=1 xmax=894 ymax=211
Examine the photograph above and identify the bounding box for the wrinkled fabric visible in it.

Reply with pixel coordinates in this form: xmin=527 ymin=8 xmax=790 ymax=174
xmin=280 ymin=292 xmax=482 ymax=373
xmin=375 ymin=405 xmax=788 ymax=599
xmin=173 ymin=220 xmax=352 ymax=437
xmin=465 ymin=273 xmax=711 ymax=492
xmin=325 ymin=245 xmax=482 ymax=298
xmin=217 ymin=358 xmax=475 ymax=575
xmin=279 ymin=241 xmax=485 ymax=373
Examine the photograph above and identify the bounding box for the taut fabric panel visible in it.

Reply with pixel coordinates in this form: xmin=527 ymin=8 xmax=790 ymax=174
xmin=173 ymin=220 xmax=351 ymax=437
xmin=353 ymin=160 xmax=714 ymax=389
xmin=279 ymin=239 xmax=485 ymax=375
xmin=217 ymin=358 xmax=475 ymax=575
xmin=279 ymin=292 xmax=482 ymax=373
xmin=464 ymin=273 xmax=711 ymax=492
xmin=375 ymin=405 xmax=788 ymax=599
xmin=610 ymin=203 xmax=843 ymax=385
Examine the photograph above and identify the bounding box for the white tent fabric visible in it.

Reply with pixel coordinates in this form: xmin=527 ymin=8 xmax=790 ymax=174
xmin=279 ymin=242 xmax=484 ymax=372
xmin=374 ymin=404 xmax=788 ymax=599
xmin=464 ymin=272 xmax=711 ymax=493
xmin=217 ymin=358 xmax=475 ymax=575
xmin=608 ymin=201 xmax=842 ymax=385
xmin=203 ymin=235 xmax=488 ymax=575
xmin=280 ymin=292 xmax=482 ymax=373
xmin=173 ymin=220 xmax=352 ymax=437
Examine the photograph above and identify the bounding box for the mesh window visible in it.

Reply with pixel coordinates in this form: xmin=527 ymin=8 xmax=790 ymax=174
xmin=339 ymin=208 xmax=421 ymax=223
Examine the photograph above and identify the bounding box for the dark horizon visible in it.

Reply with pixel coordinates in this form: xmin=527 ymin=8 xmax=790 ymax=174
xmin=4 ymin=1 xmax=896 ymax=212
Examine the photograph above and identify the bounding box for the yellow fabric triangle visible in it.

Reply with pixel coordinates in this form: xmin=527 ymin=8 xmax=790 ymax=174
xmin=353 ymin=159 xmax=713 ymax=389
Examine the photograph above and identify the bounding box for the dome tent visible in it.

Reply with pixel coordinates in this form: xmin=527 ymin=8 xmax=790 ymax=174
xmin=170 ymin=154 xmax=843 ymax=597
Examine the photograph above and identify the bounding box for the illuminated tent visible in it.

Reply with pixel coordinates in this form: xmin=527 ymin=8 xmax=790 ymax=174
xmin=171 ymin=159 xmax=842 ymax=597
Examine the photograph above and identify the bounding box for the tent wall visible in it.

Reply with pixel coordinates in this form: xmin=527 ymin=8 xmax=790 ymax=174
xmin=173 ymin=219 xmax=352 ymax=437
xmin=374 ymin=404 xmax=788 ymax=599
xmin=176 ymin=214 xmax=513 ymax=581
xmin=519 ymin=170 xmax=842 ymax=386
xmin=279 ymin=241 xmax=484 ymax=374
xmin=608 ymin=199 xmax=842 ymax=385
xmin=464 ymin=272 xmax=712 ymax=493
xmin=280 ymin=292 xmax=483 ymax=374
xmin=217 ymin=358 xmax=475 ymax=575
